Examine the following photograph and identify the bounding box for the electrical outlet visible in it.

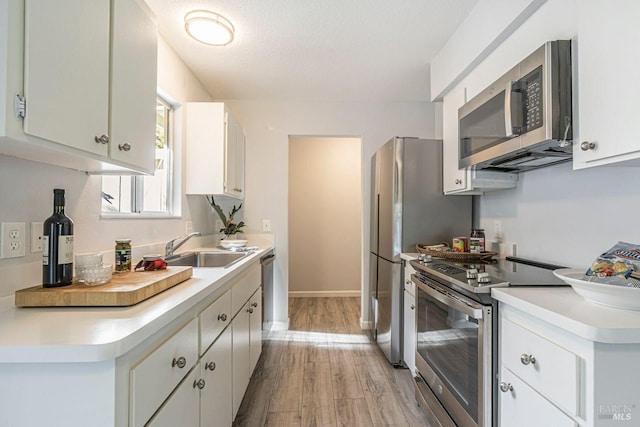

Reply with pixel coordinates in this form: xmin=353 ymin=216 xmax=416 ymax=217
xmin=1 ymin=222 xmax=26 ymax=259
xmin=262 ymin=219 xmax=271 ymax=232
xmin=185 ymin=220 xmax=193 ymax=235
xmin=31 ymin=222 xmax=43 ymax=253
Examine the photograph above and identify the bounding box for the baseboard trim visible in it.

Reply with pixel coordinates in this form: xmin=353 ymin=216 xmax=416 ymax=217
xmin=288 ymin=290 xmax=361 ymax=298
xmin=360 ymin=319 xmax=372 ymax=330
xmin=270 ymin=320 xmax=289 ymax=331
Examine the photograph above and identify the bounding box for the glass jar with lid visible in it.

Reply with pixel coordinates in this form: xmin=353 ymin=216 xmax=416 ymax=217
xmin=469 ymin=229 xmax=485 ymax=253
xmin=115 ymin=239 xmax=132 ymax=272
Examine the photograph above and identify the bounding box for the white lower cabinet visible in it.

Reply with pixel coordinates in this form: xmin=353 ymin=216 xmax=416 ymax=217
xmin=402 ymin=258 xmax=416 ymax=374
xmin=131 ymin=262 xmax=262 ymax=427
xmin=148 ymin=367 xmax=200 ymax=427
xmin=130 ymin=318 xmax=199 ymax=427
xmin=499 ymin=367 xmax=577 ymax=427
xmin=249 ymin=287 xmax=263 ymax=373
xmin=232 ymin=286 xmax=263 ymax=418
xmin=200 ymin=327 xmax=233 ymax=427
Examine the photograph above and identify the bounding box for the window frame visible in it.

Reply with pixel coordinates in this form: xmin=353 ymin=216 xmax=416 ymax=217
xmin=100 ymin=91 xmax=180 ymax=219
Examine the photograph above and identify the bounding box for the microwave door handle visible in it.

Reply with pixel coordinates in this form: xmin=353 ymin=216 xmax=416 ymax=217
xmin=504 ymin=81 xmax=515 ymax=138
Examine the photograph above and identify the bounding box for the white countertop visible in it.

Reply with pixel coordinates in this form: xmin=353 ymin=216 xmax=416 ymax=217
xmin=0 ymin=247 xmax=269 ymax=364
xmin=492 ymin=287 xmax=640 ymax=344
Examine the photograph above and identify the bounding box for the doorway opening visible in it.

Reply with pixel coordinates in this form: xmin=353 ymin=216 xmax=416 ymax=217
xmin=288 ymin=136 xmax=363 ymax=298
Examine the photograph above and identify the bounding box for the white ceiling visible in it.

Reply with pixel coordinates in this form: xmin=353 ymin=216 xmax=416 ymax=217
xmin=146 ymin=0 xmax=478 ymax=102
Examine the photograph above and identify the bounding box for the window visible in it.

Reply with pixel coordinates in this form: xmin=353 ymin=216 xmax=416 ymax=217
xmin=102 ymin=96 xmax=174 ymax=216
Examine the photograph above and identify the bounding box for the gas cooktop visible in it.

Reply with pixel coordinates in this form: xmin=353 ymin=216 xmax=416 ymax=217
xmin=410 ymin=256 xmax=568 ymax=295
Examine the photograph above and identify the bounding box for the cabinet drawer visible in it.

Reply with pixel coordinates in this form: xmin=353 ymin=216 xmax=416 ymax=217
xmin=500 ymin=367 xmax=577 ymax=427
xmin=147 ymin=363 xmax=200 ymax=427
xmin=501 ymin=318 xmax=579 ymax=415
xmin=231 ymin=264 xmax=260 ymax=316
xmin=130 ymin=318 xmax=199 ymax=427
xmin=200 ymin=291 xmax=232 ymax=355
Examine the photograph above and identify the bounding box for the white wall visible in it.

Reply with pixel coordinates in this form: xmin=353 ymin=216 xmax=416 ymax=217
xmin=223 ymin=100 xmax=436 ymax=325
xmin=0 ymin=37 xmax=215 ymax=298
xmin=446 ymin=0 xmax=640 ymax=267
xmin=288 ymin=136 xmax=362 ymax=296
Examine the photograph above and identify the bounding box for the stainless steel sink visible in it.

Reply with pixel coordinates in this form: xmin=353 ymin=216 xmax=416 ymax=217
xmin=165 ymin=251 xmax=248 ymax=268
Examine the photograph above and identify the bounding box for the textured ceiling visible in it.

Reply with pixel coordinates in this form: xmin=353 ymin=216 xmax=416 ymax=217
xmin=146 ymin=0 xmax=478 ymax=101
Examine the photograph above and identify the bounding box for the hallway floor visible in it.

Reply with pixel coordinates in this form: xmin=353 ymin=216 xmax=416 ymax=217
xmin=233 ymin=297 xmax=426 ymax=426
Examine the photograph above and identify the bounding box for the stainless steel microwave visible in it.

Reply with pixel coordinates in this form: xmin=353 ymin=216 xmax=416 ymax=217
xmin=458 ymin=40 xmax=573 ymax=172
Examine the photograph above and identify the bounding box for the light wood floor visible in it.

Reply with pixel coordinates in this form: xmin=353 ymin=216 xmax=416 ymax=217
xmin=233 ymin=297 xmax=427 ymax=427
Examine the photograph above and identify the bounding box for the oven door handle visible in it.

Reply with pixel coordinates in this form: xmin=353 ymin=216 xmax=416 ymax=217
xmin=413 ymin=277 xmax=484 ymax=320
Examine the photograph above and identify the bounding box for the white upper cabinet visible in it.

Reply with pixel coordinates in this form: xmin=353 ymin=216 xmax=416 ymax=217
xmin=185 ymin=102 xmax=245 ymax=199
xmin=0 ymin=0 xmax=157 ymax=174
xmin=23 ymin=0 xmax=110 ymax=157
xmin=442 ymin=85 xmax=518 ymax=195
xmin=108 ymin=0 xmax=157 ymax=172
xmin=574 ymin=0 xmax=640 ymax=169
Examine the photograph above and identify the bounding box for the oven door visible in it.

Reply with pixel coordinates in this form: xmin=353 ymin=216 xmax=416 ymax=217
xmin=413 ymin=274 xmax=492 ymax=427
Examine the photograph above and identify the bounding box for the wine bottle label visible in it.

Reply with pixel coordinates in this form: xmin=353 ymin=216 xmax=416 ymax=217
xmin=58 ymin=235 xmax=74 ymax=265
xmin=42 ymin=235 xmax=49 ymax=265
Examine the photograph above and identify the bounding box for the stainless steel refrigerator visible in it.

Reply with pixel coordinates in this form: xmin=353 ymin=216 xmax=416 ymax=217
xmin=369 ymin=137 xmax=471 ymax=365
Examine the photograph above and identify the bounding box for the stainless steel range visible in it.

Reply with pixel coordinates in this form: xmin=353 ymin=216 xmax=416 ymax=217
xmin=410 ymin=256 xmax=566 ymax=427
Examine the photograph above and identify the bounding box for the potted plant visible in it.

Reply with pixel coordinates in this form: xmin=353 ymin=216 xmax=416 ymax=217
xmin=206 ymin=196 xmax=246 ymax=239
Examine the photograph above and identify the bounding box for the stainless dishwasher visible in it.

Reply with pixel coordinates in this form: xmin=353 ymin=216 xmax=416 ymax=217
xmin=260 ymin=250 xmax=275 ymax=334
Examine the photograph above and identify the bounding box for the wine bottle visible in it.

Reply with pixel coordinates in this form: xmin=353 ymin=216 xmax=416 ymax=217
xmin=43 ymin=189 xmax=74 ymax=287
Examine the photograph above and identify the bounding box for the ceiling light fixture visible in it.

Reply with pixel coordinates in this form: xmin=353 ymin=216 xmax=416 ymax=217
xmin=184 ymin=10 xmax=235 ymax=46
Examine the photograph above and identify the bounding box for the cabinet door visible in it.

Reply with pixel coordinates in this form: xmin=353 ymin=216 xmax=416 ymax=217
xmin=147 ymin=366 xmax=200 ymax=427
xmin=249 ymin=287 xmax=262 ymax=374
xmin=403 ymin=289 xmax=416 ymax=375
xmin=499 ymin=367 xmax=577 ymax=427
xmin=109 ymin=0 xmax=157 ymax=172
xmin=575 ymin=1 xmax=640 ymax=168
xmin=23 ymin=0 xmax=109 ymax=156
xmin=232 ymin=301 xmax=251 ymax=419
xmin=442 ymin=86 xmax=468 ymax=193
xmin=224 ymin=111 xmax=243 ymax=198
xmin=201 ymin=326 xmax=233 ymax=427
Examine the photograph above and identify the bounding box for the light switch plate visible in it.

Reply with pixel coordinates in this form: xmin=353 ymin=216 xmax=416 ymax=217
xmin=31 ymin=222 xmax=43 ymax=253
xmin=1 ymin=222 xmax=26 ymax=259
xmin=262 ymin=219 xmax=271 ymax=232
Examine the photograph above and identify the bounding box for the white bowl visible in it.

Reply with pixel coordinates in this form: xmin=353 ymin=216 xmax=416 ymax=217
xmin=553 ymin=268 xmax=640 ymax=310
xmin=220 ymin=239 xmax=248 ymax=249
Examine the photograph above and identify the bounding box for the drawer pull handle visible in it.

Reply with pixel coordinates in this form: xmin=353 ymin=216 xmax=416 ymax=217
xmin=193 ymin=378 xmax=206 ymax=390
xmin=205 ymin=361 xmax=216 ymax=371
xmin=251 ymin=302 xmax=258 ymax=308
xmin=218 ymin=313 xmax=228 ymax=321
xmin=118 ymin=142 xmax=131 ymax=152
xmin=520 ymin=354 xmax=536 ymax=365
xmin=410 ymin=304 xmax=415 ymax=310
xmin=580 ymin=141 xmax=597 ymax=151
xmin=248 ymin=308 xmax=254 ymax=314
xmin=499 ymin=382 xmax=513 ymax=393
xmin=172 ymin=356 xmax=187 ymax=369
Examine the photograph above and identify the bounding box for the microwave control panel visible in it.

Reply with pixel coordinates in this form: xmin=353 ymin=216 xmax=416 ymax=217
xmin=521 ymin=66 xmax=543 ymax=132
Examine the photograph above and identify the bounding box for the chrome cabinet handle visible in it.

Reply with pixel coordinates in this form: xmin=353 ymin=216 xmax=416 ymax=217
xmin=248 ymin=308 xmax=254 ymax=314
xmin=205 ymin=361 xmax=216 ymax=371
xmin=171 ymin=356 xmax=186 ymax=369
xmin=499 ymin=382 xmax=513 ymax=393
xmin=94 ymin=134 xmax=109 ymax=144
xmin=580 ymin=141 xmax=597 ymax=151
xmin=251 ymin=302 xmax=258 ymax=308
xmin=118 ymin=142 xmax=131 ymax=151
xmin=193 ymin=378 xmax=206 ymax=389
xmin=455 ymin=179 xmax=462 ymax=185
xmin=218 ymin=313 xmax=228 ymax=321
xmin=520 ymin=354 xmax=536 ymax=365
xmin=233 ymin=188 xmax=243 ymax=193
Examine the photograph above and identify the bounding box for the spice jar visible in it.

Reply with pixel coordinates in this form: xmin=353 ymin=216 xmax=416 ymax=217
xmin=469 ymin=229 xmax=485 ymax=253
xmin=115 ymin=239 xmax=132 ymax=273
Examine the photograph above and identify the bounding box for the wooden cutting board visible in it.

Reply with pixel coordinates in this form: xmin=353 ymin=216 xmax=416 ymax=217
xmin=15 ymin=267 xmax=193 ymax=307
